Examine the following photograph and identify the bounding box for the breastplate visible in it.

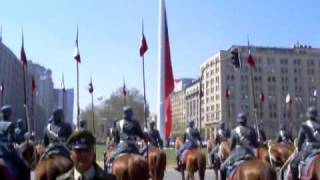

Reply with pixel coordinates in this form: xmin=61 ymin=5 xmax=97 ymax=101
xmin=117 ymin=119 xmax=136 ymax=141
xmin=235 ymin=126 xmax=251 ymax=146
xmin=305 ymin=120 xmax=320 ymax=142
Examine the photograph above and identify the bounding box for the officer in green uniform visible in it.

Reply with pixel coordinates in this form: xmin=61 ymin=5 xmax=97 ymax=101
xmin=57 ymin=130 xmax=116 ymax=180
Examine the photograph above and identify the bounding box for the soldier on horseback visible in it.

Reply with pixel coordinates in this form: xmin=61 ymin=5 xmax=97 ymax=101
xmin=220 ymin=112 xmax=259 ymax=180
xmin=208 ymin=121 xmax=229 ymax=169
xmin=14 ymin=118 xmax=26 ymax=144
xmin=0 ymin=105 xmax=30 ymax=180
xmin=255 ymin=122 xmax=266 ymax=144
xmin=290 ymin=106 xmax=320 ymax=179
xmin=106 ymin=106 xmax=147 ymax=168
xmin=175 ymin=119 xmax=202 ymax=171
xmin=276 ymin=123 xmax=293 ymax=144
xmin=147 ymin=121 xmax=163 ymax=148
xmin=42 ymin=108 xmax=73 ymax=159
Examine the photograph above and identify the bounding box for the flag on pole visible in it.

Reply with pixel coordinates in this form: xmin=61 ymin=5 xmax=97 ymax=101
xmin=21 ymin=32 xmax=27 ymax=66
xmin=162 ymin=1 xmax=174 ymax=140
xmin=123 ymin=79 xmax=127 ymax=97
xmin=88 ymin=78 xmax=94 ymax=94
xmin=140 ymin=22 xmax=148 ymax=57
xmin=73 ymin=27 xmax=81 ymax=63
xmin=259 ymin=91 xmax=265 ymax=103
xmin=0 ymin=81 xmax=3 ymax=96
xmin=286 ymin=93 xmax=292 ymax=106
xmin=225 ymin=87 xmax=230 ymax=98
xmin=61 ymin=73 xmax=66 ymax=92
xmin=32 ymin=77 xmax=36 ymax=92
xmin=247 ymin=40 xmax=256 ymax=70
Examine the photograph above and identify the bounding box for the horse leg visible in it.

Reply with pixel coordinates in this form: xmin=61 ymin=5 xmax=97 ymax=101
xmin=181 ymin=169 xmax=185 ymax=180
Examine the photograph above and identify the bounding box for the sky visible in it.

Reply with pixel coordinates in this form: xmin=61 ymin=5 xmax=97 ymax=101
xmin=0 ymin=0 xmax=320 ymax=115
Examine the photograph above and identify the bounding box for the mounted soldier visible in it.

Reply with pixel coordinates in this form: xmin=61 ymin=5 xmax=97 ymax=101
xmin=42 ymin=108 xmax=73 ymax=160
xmin=106 ymin=106 xmax=147 ymax=168
xmin=175 ymin=120 xmax=202 ymax=171
xmin=220 ymin=112 xmax=259 ymax=180
xmin=290 ymin=106 xmax=320 ymax=179
xmin=14 ymin=118 xmax=26 ymax=144
xmin=208 ymin=121 xmax=229 ymax=169
xmin=0 ymin=105 xmax=30 ymax=180
xmin=276 ymin=123 xmax=293 ymax=144
xmin=255 ymin=122 xmax=266 ymax=144
xmin=141 ymin=121 xmax=163 ymax=156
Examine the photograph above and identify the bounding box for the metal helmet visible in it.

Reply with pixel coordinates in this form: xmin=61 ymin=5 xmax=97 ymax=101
xmin=79 ymin=119 xmax=87 ymax=129
xmin=17 ymin=118 xmax=24 ymax=128
xmin=123 ymin=106 xmax=133 ymax=120
xmin=1 ymin=105 xmax=12 ymax=119
xmin=188 ymin=120 xmax=195 ymax=128
xmin=236 ymin=112 xmax=247 ymax=124
xmin=149 ymin=121 xmax=156 ymax=129
xmin=219 ymin=121 xmax=225 ymax=129
xmin=52 ymin=108 xmax=64 ymax=124
xmin=306 ymin=106 xmax=318 ymax=119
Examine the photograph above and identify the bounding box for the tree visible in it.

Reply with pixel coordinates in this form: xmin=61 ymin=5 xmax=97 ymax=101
xmin=81 ymin=87 xmax=149 ymax=142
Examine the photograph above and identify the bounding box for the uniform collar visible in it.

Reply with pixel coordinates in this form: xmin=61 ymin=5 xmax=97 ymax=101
xmin=74 ymin=165 xmax=95 ymax=180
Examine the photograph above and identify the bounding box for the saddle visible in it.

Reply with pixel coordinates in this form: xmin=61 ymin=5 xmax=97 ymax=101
xmin=41 ymin=144 xmax=70 ymax=160
xmin=299 ymin=150 xmax=320 ymax=179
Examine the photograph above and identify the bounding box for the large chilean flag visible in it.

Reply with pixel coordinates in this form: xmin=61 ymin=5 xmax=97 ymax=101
xmin=158 ymin=0 xmax=174 ymax=140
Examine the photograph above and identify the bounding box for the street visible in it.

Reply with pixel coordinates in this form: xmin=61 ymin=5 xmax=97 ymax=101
xmin=164 ymin=168 xmax=216 ymax=180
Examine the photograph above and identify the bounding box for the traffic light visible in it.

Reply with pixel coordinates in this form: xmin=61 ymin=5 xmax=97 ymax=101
xmin=231 ymin=48 xmax=240 ymax=68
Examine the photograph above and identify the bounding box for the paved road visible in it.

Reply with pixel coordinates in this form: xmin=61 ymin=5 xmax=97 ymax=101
xmin=32 ymin=169 xmax=216 ymax=180
xmin=164 ymin=168 xmax=216 ymax=180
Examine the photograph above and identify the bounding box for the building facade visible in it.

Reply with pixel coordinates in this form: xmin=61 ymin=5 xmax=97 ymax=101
xmin=0 ymin=40 xmax=56 ymax=138
xmin=201 ymin=44 xmax=320 ymax=139
xmin=185 ymin=79 xmax=200 ymax=129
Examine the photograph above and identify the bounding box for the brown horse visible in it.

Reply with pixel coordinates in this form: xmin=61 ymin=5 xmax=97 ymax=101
xmin=267 ymin=140 xmax=294 ymax=168
xmin=19 ymin=140 xmax=37 ymax=169
xmin=175 ymin=137 xmax=206 ymax=180
xmin=34 ymin=145 xmax=73 ymax=180
xmin=230 ymin=159 xmax=277 ymax=180
xmin=105 ymin=144 xmax=149 ymax=180
xmin=147 ymin=148 xmax=166 ymax=180
xmin=0 ymin=159 xmax=16 ymax=180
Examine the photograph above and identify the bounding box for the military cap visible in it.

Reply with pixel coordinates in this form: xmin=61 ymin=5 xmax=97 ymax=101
xmin=67 ymin=130 xmax=96 ymax=149
xmin=1 ymin=105 xmax=12 ymax=115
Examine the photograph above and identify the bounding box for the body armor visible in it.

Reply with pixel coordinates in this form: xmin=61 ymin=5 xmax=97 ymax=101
xmin=116 ymin=119 xmax=141 ymax=142
xmin=0 ymin=121 xmax=14 ymax=143
xmin=45 ymin=122 xmax=71 ymax=145
xmin=304 ymin=120 xmax=320 ymax=143
xmin=233 ymin=125 xmax=255 ymax=148
xmin=148 ymin=129 xmax=161 ymax=147
xmin=185 ymin=127 xmax=201 ymax=144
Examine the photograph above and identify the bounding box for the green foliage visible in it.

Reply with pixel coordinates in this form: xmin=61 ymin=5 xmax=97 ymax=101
xmin=81 ymin=87 xmax=149 ymax=142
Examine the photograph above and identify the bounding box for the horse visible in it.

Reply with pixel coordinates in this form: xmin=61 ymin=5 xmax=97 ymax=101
xmin=146 ymin=147 xmax=166 ymax=180
xmin=104 ymin=143 xmax=149 ymax=180
xmin=267 ymin=140 xmax=294 ymax=168
xmin=0 ymin=159 xmax=16 ymax=180
xmin=175 ymin=137 xmax=206 ymax=180
xmin=19 ymin=140 xmax=37 ymax=169
xmin=230 ymin=159 xmax=277 ymax=180
xmin=34 ymin=144 xmax=73 ymax=180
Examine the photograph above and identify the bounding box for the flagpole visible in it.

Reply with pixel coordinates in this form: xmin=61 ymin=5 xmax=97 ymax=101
xmin=76 ymin=62 xmax=80 ymax=128
xmin=0 ymin=81 xmax=3 ymax=107
xmin=32 ymin=88 xmax=34 ymax=132
xmin=91 ymin=92 xmax=95 ymax=134
xmin=142 ymin=55 xmax=147 ymax=127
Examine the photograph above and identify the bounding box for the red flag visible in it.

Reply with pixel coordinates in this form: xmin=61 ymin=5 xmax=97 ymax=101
xmin=225 ymin=87 xmax=230 ymax=98
xmin=32 ymin=77 xmax=36 ymax=92
xmin=0 ymin=81 xmax=4 ymax=96
xmin=73 ymin=27 xmax=81 ymax=63
xmin=259 ymin=91 xmax=265 ymax=103
xmin=88 ymin=78 xmax=94 ymax=94
xmin=123 ymin=80 xmax=127 ymax=97
xmin=139 ymin=23 xmax=148 ymax=57
xmin=247 ymin=40 xmax=256 ymax=70
xmin=21 ymin=32 xmax=27 ymax=66
xmin=163 ymin=3 xmax=174 ymax=140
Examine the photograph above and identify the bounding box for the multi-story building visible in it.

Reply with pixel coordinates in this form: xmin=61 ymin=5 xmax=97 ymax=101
xmin=171 ymin=78 xmax=194 ymax=137
xmin=0 ymin=39 xmax=56 ymax=138
xmin=185 ymin=79 xmax=200 ymax=129
xmin=201 ymin=44 xmax=320 ymax=139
